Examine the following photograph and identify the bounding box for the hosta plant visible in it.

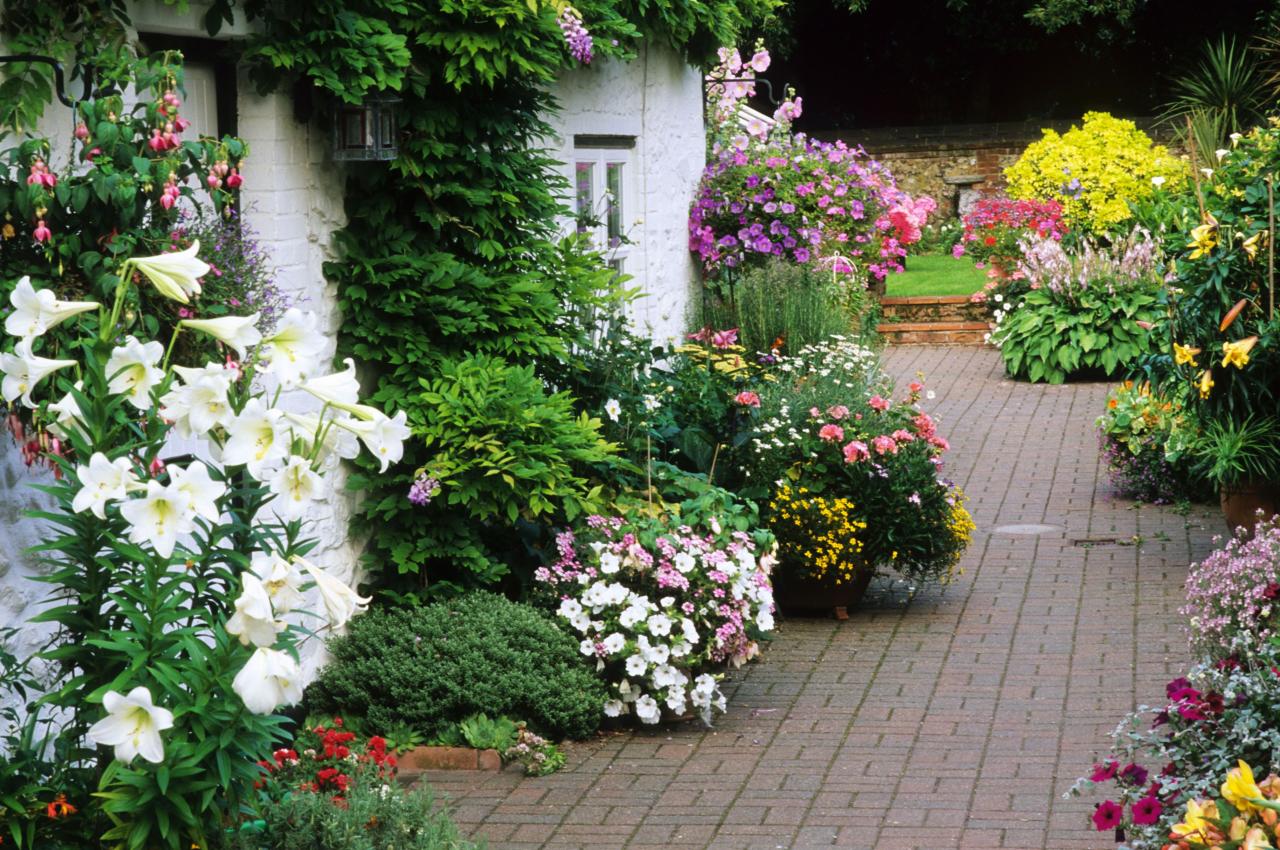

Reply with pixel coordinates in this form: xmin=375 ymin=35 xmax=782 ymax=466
xmin=534 ymin=483 xmax=776 ymax=725
xmin=0 ymin=243 xmax=407 ymax=848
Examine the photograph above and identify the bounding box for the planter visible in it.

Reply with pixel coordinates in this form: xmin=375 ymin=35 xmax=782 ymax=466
xmin=773 ymin=563 xmax=874 ymax=620
xmin=1221 ymin=482 xmax=1280 ymax=537
xmin=397 ymin=745 xmax=503 ymax=773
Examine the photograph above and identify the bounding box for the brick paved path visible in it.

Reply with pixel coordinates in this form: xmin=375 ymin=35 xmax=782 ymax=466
xmin=426 ymin=346 xmax=1223 ymax=850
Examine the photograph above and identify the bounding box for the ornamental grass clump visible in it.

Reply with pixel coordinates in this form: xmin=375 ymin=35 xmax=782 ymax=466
xmin=535 ymin=489 xmax=776 ymax=725
xmin=1183 ymin=519 xmax=1280 ymax=658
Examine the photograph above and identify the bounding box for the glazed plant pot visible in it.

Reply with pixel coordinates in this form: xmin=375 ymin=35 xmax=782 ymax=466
xmin=773 ymin=562 xmax=875 ymax=620
xmin=1220 ymin=481 xmax=1280 ymax=537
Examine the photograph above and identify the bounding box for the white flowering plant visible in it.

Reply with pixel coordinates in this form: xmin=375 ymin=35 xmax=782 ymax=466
xmin=0 ymin=244 xmax=407 ymax=848
xmin=534 ymin=477 xmax=775 ymax=725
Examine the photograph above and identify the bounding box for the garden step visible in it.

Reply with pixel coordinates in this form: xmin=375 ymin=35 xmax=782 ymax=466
xmin=876 ymin=320 xmax=991 ymax=346
xmin=879 ymin=295 xmax=988 ymax=324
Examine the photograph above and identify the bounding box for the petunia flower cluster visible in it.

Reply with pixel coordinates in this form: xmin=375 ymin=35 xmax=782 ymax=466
xmin=535 ymin=512 xmax=776 ymax=725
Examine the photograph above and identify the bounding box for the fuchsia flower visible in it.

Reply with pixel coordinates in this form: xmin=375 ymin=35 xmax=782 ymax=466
xmin=818 ymin=424 xmax=844 ymax=442
xmin=32 ymin=220 xmax=51 ymax=243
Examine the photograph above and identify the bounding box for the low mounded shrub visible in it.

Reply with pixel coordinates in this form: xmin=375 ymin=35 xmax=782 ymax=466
xmin=306 ymin=592 xmax=607 ymax=740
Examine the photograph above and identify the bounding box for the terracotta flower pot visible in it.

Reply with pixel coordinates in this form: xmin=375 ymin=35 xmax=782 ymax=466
xmin=1220 ymin=482 xmax=1280 ymax=538
xmin=773 ymin=563 xmax=874 ymax=620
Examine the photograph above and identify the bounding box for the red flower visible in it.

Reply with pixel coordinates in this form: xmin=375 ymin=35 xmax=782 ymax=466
xmin=46 ymin=794 xmax=76 ymax=819
xmin=1131 ymin=796 xmax=1162 ymax=826
xmin=1091 ymin=800 xmax=1123 ymax=831
xmin=984 ymin=235 xmax=997 ymax=246
xmin=1089 ymin=760 xmax=1118 ymax=782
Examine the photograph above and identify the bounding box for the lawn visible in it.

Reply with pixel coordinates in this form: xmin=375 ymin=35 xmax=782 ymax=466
xmin=884 ymin=253 xmax=987 ymax=297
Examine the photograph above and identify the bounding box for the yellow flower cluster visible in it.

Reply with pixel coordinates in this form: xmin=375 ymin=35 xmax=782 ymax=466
xmin=1004 ymin=112 xmax=1187 ymax=234
xmin=1170 ymin=761 xmax=1280 ymax=849
xmin=942 ymin=489 xmax=976 ymax=584
xmin=768 ymin=486 xmax=867 ymax=586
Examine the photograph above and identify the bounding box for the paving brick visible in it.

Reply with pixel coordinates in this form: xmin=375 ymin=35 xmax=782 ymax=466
xmin=435 ymin=347 xmax=1216 ymax=849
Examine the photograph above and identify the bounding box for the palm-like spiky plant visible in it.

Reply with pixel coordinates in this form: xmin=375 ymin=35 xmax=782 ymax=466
xmin=1163 ymin=35 xmax=1270 ymax=167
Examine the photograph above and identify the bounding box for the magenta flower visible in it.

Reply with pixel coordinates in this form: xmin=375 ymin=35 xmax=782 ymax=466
xmin=711 ymin=327 xmax=738 ymax=349
xmin=1130 ymin=796 xmax=1162 ymax=826
xmin=1091 ymin=800 xmax=1123 ymax=831
xmin=1119 ymin=763 xmax=1148 ymax=787
xmin=1089 ymin=760 xmax=1119 ymax=782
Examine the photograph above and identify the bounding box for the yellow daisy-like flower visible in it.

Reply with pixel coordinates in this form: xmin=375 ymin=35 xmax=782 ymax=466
xmin=1223 ymin=760 xmax=1264 ymax=812
xmin=1198 ymin=369 xmax=1215 ymax=399
xmin=1188 ymin=220 xmax=1218 ymax=259
xmin=1173 ymin=342 xmax=1201 ymax=367
xmin=1222 ymin=336 xmax=1259 ymax=369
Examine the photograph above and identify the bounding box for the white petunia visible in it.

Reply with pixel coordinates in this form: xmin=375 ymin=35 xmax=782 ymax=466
xmin=118 ymin=479 xmax=194 ymax=558
xmin=168 ymin=461 xmax=225 ymax=523
xmin=569 ymin=611 xmax=592 ymax=632
xmin=86 ymin=686 xmax=174 ymax=764
xmin=71 ymin=453 xmax=139 ymax=519
xmin=681 ymin=617 xmax=700 ymax=645
xmin=233 ymin=647 xmax=304 ymax=715
xmin=634 ymin=694 xmax=660 ymax=724
xmin=300 ymin=558 xmax=371 ymax=630
xmin=222 ymin=398 xmax=289 ymax=477
xmin=646 ymin=614 xmax=672 ymax=637
xmin=673 ymin=552 xmax=695 ymax=574
xmin=598 ymin=551 xmax=621 ymax=574
xmin=603 ymin=699 xmax=625 ymax=717
xmin=558 ymin=598 xmax=583 ymax=620
xmin=133 ymin=242 xmax=210 ymax=304
xmin=579 ymin=638 xmax=595 ymax=656
xmin=225 ymin=573 xmax=284 ymax=648
xmin=625 ymin=654 xmax=647 ymax=677
xmin=601 ymin=633 xmax=625 ymax=655
xmin=259 ymin=308 xmax=326 ymax=386
xmin=0 ymin=338 xmax=77 ymax=408
xmin=5 ymin=277 xmax=98 ymax=339
xmin=105 ymin=336 xmax=165 ymax=410
xmin=181 ymin=314 xmax=262 ymax=359
xmin=266 ymin=456 xmax=322 ymax=521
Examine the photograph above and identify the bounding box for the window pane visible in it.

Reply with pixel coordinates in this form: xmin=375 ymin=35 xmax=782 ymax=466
xmin=575 ymin=162 xmax=594 ymax=234
xmin=606 ymin=162 xmax=624 ymax=247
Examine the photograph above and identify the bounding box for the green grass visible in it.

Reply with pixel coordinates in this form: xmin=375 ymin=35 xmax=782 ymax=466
xmin=885 ymin=253 xmax=987 ymax=297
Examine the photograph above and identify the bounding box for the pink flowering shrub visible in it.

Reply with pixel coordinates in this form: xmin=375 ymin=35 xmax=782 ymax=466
xmin=1182 ymin=519 xmax=1280 ymax=658
xmin=535 ymin=501 xmax=776 ymax=725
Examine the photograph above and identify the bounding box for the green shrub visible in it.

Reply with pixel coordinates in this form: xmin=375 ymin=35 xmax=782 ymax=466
xmin=234 ymin=781 xmax=476 ymax=850
xmin=306 ymin=592 xmax=605 ymax=740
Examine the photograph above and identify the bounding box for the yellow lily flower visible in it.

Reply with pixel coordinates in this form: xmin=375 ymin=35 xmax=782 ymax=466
xmin=1242 ymin=231 xmax=1265 ymax=261
xmin=1174 ymin=342 xmax=1201 ymax=367
xmin=1198 ymin=369 xmax=1215 ymax=399
xmin=1224 ymin=760 xmax=1265 ymax=812
xmin=1188 ymin=220 xmax=1218 ymax=259
xmin=1172 ymin=798 xmax=1218 ymax=838
xmin=1222 ymin=336 xmax=1259 ymax=369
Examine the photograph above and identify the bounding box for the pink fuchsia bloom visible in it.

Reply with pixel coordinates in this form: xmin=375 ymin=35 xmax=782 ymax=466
xmin=734 ymin=391 xmax=761 ymax=408
xmin=868 ymin=395 xmax=890 ymax=412
xmin=74 ymin=123 xmax=89 ymax=141
xmin=227 ymin=170 xmax=243 ymax=189
xmin=826 ymin=405 xmax=849 ymax=420
xmin=871 ymin=435 xmax=898 ymax=455
xmin=1091 ymin=801 xmax=1123 ymax=832
xmin=32 ymin=220 xmax=50 ymax=243
xmin=711 ymin=327 xmax=739 ymax=349
xmin=842 ymin=440 xmax=869 ymax=463
xmin=818 ymin=424 xmax=844 ymax=442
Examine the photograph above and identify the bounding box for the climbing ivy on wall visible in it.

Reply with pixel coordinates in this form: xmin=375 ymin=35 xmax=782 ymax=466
xmin=0 ymin=0 xmax=775 ymax=596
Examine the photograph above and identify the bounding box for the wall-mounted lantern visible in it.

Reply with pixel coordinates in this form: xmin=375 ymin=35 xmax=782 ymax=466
xmin=332 ymin=95 xmax=400 ymax=161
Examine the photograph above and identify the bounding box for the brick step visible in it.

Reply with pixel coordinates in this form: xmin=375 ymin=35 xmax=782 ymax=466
xmin=880 ymin=295 xmax=988 ymax=324
xmin=876 ymin=320 xmax=991 ymax=346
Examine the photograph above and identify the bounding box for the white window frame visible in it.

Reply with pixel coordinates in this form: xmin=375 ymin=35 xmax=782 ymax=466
xmin=572 ymin=140 xmax=637 ymax=276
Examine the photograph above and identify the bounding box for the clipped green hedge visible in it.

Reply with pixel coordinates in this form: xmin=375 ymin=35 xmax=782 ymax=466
xmin=306 ymin=592 xmax=605 ymax=740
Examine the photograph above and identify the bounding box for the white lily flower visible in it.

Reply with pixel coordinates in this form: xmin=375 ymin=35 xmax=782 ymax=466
xmin=225 ymin=573 xmax=285 ymax=648
xmin=0 ymin=338 xmax=77 ymax=408
xmin=132 ymin=242 xmax=209 ymax=304
xmin=4 ymin=277 xmax=99 ymax=338
xmin=299 ymin=358 xmax=361 ymax=407
xmin=299 ymin=557 xmax=370 ymax=630
xmin=168 ymin=461 xmax=225 ymax=523
xmin=233 ymin=647 xmax=304 ymax=715
xmin=267 ymin=456 xmax=322 ymax=521
xmin=285 ymin=412 xmax=361 ymax=464
xmin=222 ymin=398 xmax=289 ymax=477
xmin=334 ymin=409 xmax=410 ymax=472
xmin=1215 ymin=148 xmax=1230 ymax=162
xmin=47 ymin=382 xmax=88 ymax=441
xmin=259 ymin=308 xmax=326 ymax=386
xmin=250 ymin=551 xmax=306 ymax=614
xmin=118 ymin=479 xmax=194 ymax=558
xmin=71 ymin=453 xmax=139 ymax=519
xmin=105 ymin=336 xmax=165 ymax=410
xmin=180 ymin=313 xmax=262 ymax=359
xmin=86 ymin=686 xmax=174 ymax=764
xmin=159 ymin=366 xmax=234 ymax=439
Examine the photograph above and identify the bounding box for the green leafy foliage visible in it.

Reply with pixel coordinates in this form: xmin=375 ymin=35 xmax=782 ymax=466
xmin=305 ymin=592 xmax=607 ymax=740
xmin=993 ymin=286 xmax=1162 ymax=383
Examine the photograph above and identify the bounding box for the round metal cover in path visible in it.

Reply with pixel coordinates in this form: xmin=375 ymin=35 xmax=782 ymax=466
xmin=992 ymin=523 xmax=1062 ymax=535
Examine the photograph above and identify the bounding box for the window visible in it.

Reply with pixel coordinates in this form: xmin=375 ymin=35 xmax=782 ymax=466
xmin=573 ymin=137 xmax=635 ymax=274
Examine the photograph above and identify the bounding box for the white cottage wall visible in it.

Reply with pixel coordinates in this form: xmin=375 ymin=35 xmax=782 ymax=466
xmin=546 ymin=43 xmax=706 ymax=345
